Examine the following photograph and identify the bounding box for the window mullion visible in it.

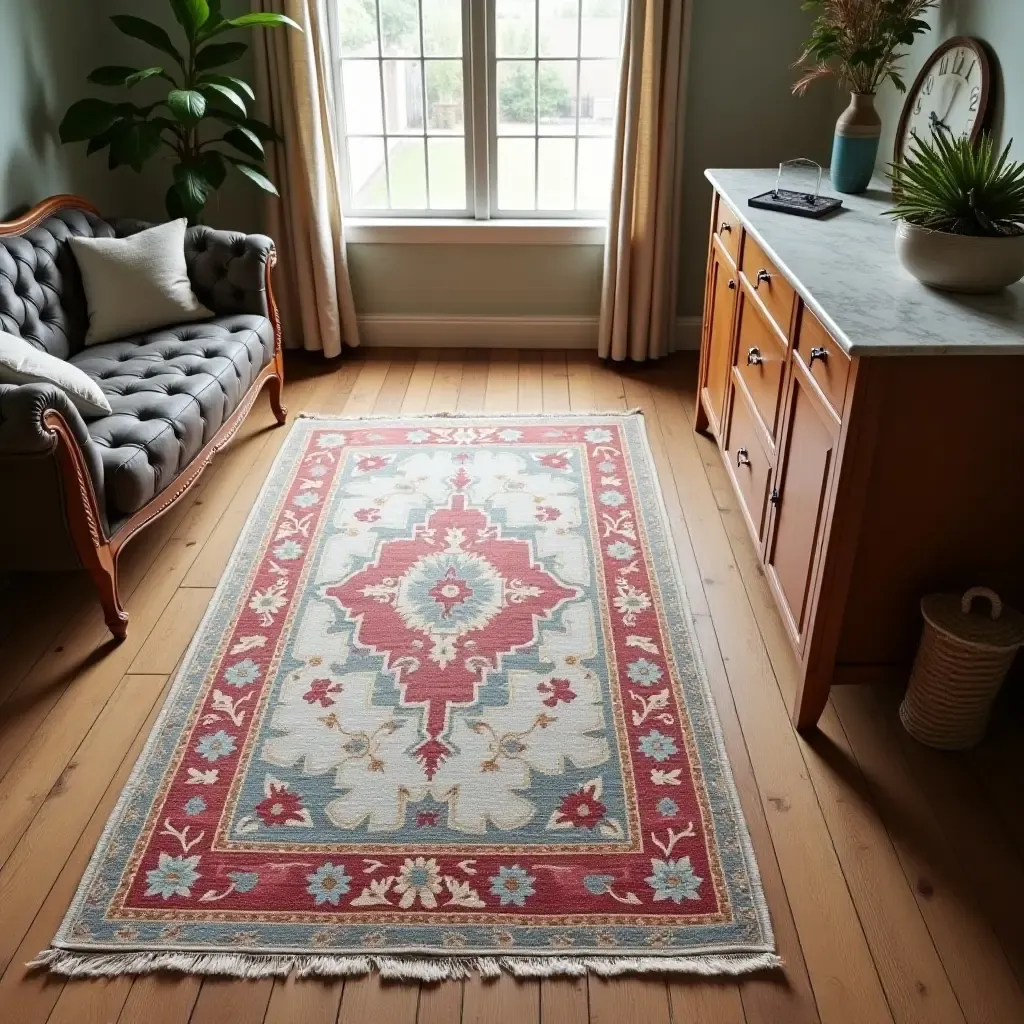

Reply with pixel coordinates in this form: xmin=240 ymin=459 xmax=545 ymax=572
xmin=573 ymin=1 xmax=583 ymax=210
xmin=417 ymin=0 xmax=431 ymax=209
xmin=533 ymin=0 xmax=539 ymax=212
xmin=470 ymin=0 xmax=492 ymax=219
xmin=375 ymin=0 xmax=392 ymax=209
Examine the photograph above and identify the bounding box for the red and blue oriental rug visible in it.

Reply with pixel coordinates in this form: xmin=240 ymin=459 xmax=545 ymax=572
xmin=36 ymin=413 xmax=778 ymax=980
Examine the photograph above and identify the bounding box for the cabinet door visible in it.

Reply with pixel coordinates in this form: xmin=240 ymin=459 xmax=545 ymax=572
xmin=701 ymin=244 xmax=738 ymax=434
xmin=766 ymin=364 xmax=839 ymax=645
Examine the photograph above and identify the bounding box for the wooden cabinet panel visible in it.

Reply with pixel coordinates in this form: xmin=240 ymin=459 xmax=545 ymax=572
xmin=714 ymin=195 xmax=742 ymax=264
xmin=741 ymin=233 xmax=795 ymax=337
xmin=795 ymin=306 xmax=851 ymax=417
xmin=724 ymin=381 xmax=773 ymax=542
xmin=766 ymin=366 xmax=838 ymax=645
xmin=734 ymin=283 xmax=786 ymax=440
xmin=701 ymin=241 xmax=738 ymax=434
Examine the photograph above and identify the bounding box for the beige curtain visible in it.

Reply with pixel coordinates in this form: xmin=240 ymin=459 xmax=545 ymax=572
xmin=252 ymin=0 xmax=359 ymax=356
xmin=598 ymin=0 xmax=692 ymax=362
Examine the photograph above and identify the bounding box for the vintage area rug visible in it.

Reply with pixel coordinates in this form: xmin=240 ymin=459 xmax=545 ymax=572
xmin=35 ymin=413 xmax=778 ymax=979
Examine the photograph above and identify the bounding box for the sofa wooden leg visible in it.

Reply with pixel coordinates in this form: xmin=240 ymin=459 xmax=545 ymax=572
xmin=89 ymin=545 xmax=128 ymax=640
xmin=268 ymin=374 xmax=287 ymax=426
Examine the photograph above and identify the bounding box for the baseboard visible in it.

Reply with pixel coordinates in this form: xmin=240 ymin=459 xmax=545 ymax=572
xmin=357 ymin=314 xmax=703 ymax=351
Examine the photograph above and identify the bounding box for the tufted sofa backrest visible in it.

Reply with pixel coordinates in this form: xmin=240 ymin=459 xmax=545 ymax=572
xmin=0 ymin=208 xmax=119 ymax=360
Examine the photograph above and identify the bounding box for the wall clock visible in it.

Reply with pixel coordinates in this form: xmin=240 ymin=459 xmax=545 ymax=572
xmin=894 ymin=36 xmax=994 ymax=164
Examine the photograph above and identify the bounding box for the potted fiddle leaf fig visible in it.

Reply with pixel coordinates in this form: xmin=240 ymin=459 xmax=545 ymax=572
xmin=887 ymin=130 xmax=1024 ymax=293
xmin=59 ymin=0 xmax=300 ymax=223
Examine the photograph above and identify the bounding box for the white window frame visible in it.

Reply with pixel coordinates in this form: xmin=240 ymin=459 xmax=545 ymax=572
xmin=327 ymin=0 xmax=619 ymax=238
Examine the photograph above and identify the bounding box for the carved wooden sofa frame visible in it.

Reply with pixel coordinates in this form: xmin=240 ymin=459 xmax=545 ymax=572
xmin=0 ymin=195 xmax=286 ymax=639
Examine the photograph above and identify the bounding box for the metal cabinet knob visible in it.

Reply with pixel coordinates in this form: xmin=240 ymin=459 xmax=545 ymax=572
xmin=727 ymin=278 xmax=736 ymax=290
xmin=720 ymin=221 xmax=732 ymax=233
xmin=770 ymin=487 xmax=780 ymax=506
xmin=736 ymin=447 xmax=751 ymax=467
xmin=809 ymin=346 xmax=828 ymax=365
xmin=747 ymin=346 xmax=763 ymax=366
xmin=755 ymin=268 xmax=771 ymax=289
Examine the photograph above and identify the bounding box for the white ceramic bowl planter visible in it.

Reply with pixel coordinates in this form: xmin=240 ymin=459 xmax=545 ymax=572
xmin=895 ymin=220 xmax=1024 ymax=293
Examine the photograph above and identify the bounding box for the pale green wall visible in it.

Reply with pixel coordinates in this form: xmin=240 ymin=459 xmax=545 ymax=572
xmin=876 ymin=0 xmax=1024 ymax=166
xmin=678 ymin=0 xmax=843 ymax=317
xmin=0 ymin=0 xmax=109 ymax=217
xmin=349 ymin=243 xmax=604 ymax=316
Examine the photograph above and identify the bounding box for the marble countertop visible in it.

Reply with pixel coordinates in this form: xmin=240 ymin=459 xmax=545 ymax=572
xmin=706 ymin=168 xmax=1024 ymax=356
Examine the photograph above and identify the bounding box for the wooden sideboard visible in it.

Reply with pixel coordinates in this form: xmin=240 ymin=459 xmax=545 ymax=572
xmin=696 ymin=169 xmax=1024 ymax=731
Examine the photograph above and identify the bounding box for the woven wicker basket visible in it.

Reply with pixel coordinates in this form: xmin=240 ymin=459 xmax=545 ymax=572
xmin=900 ymin=587 xmax=1024 ymax=750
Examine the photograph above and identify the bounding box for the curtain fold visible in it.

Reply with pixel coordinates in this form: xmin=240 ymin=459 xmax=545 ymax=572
xmin=252 ymin=0 xmax=359 ymax=356
xmin=598 ymin=0 xmax=692 ymax=362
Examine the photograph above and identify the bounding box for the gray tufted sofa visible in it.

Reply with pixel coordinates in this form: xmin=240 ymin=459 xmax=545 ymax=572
xmin=0 ymin=194 xmax=286 ymax=639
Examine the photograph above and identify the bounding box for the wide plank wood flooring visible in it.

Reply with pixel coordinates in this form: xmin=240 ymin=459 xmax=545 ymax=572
xmin=0 ymin=348 xmax=1022 ymax=1024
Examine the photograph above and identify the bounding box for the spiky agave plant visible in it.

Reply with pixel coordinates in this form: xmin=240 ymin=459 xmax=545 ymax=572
xmin=887 ymin=131 xmax=1024 ymax=236
xmin=59 ymin=0 xmax=300 ymax=224
xmin=793 ymin=0 xmax=934 ymax=96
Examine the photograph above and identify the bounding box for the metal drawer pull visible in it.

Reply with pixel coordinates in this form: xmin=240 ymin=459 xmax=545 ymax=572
xmin=727 ymin=278 xmax=736 ymax=290
xmin=755 ymin=268 xmax=771 ymax=288
xmin=809 ymin=346 xmax=828 ymax=365
xmin=720 ymin=221 xmax=732 ymax=233
xmin=746 ymin=346 xmax=763 ymax=366
xmin=736 ymin=447 xmax=751 ymax=467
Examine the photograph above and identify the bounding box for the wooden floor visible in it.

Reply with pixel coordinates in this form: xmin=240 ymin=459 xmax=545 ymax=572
xmin=1 ymin=348 xmax=1023 ymax=1024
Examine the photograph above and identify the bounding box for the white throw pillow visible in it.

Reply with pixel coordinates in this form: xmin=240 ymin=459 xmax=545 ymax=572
xmin=69 ymin=219 xmax=213 ymax=345
xmin=0 ymin=330 xmax=112 ymax=419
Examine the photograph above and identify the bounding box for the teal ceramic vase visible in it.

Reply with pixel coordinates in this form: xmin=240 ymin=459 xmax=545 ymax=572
xmin=831 ymin=92 xmax=881 ymax=194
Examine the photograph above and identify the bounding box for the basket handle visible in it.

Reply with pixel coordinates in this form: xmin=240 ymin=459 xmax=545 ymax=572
xmin=961 ymin=587 xmax=1003 ymax=620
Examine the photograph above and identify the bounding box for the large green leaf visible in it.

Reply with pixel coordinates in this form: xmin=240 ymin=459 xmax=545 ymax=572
xmin=165 ymin=182 xmax=188 ymax=220
xmin=169 ymin=0 xmax=209 ymax=37
xmin=109 ymin=121 xmax=163 ymax=172
xmin=223 ymin=126 xmax=264 ymax=160
xmin=59 ymin=98 xmax=122 ymax=143
xmin=173 ymin=161 xmax=212 ymax=216
xmin=196 ymin=150 xmax=227 ymax=190
xmin=209 ymin=113 xmax=281 ymax=142
xmin=85 ymin=121 xmax=127 ymax=156
xmin=127 ymin=67 xmax=167 ymax=88
xmin=195 ymin=41 xmax=247 ymax=71
xmin=200 ymin=82 xmax=246 ymax=116
xmin=87 ymin=65 xmax=140 ymax=86
xmin=229 ymin=158 xmax=279 ymax=196
xmin=198 ymin=72 xmax=255 ymax=101
xmin=202 ymin=12 xmax=302 ymax=38
xmin=167 ymin=89 xmax=207 ymax=125
xmin=110 ymin=15 xmax=184 ymax=66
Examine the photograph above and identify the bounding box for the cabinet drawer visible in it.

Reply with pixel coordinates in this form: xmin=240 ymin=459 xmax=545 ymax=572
xmin=735 ymin=285 xmax=787 ymax=439
xmin=725 ymin=383 xmax=773 ymax=541
xmin=741 ymin=233 xmax=796 ymax=336
xmin=795 ymin=306 xmax=850 ymax=417
xmin=714 ymin=194 xmax=742 ymax=264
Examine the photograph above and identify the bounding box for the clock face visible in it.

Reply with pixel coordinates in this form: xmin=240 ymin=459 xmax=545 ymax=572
xmin=896 ymin=38 xmax=992 ymax=162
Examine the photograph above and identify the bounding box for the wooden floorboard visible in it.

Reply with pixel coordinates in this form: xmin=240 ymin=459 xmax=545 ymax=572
xmin=0 ymin=351 xmax=1017 ymax=1024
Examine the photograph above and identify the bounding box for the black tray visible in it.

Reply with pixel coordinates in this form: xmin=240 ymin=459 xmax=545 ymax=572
xmin=748 ymin=189 xmax=842 ymax=219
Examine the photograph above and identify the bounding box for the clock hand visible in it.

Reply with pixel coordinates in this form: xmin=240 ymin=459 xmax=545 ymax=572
xmin=929 ymin=110 xmax=951 ymax=134
xmin=938 ymin=77 xmax=962 ymax=121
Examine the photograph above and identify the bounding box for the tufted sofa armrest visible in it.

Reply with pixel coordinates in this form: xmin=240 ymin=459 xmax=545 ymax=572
xmin=0 ymin=383 xmax=110 ymax=563
xmin=184 ymin=227 xmax=276 ymax=321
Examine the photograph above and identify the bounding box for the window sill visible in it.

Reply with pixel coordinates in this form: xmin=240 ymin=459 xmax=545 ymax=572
xmin=343 ymin=218 xmax=607 ymax=245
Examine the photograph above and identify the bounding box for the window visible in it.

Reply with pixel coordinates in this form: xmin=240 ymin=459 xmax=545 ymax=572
xmin=330 ymin=0 xmax=625 ymax=218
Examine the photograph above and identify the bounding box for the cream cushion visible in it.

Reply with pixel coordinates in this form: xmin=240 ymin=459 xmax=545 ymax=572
xmin=69 ymin=219 xmax=213 ymax=345
xmin=0 ymin=329 xmax=112 ymax=418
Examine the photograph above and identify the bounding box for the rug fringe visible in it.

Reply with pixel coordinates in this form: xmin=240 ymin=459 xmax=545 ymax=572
xmin=295 ymin=410 xmax=645 ymax=421
xmin=30 ymin=947 xmax=782 ymax=981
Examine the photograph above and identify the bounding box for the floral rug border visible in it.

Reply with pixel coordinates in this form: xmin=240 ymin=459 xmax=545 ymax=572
xmin=34 ymin=411 xmax=779 ymax=980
